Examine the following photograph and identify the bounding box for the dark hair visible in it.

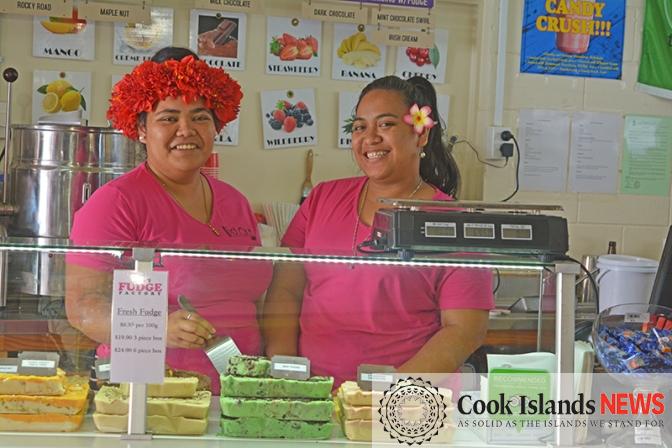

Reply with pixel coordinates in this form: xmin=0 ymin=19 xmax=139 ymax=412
xmin=356 ymin=75 xmax=460 ymax=197
xmin=150 ymin=46 xmax=199 ymax=63
xmin=137 ymin=47 xmax=220 ymax=130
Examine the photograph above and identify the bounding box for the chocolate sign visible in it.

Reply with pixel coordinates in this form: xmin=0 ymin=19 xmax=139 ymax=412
xmin=301 ymin=1 xmax=367 ymax=25
xmin=190 ymin=10 xmax=247 ymax=71
xmin=193 ymin=0 xmax=261 ymax=14
xmin=370 ymin=7 xmax=435 ymax=29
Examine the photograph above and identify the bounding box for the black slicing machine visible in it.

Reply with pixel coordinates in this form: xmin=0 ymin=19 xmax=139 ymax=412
xmin=367 ymin=199 xmax=569 ymax=261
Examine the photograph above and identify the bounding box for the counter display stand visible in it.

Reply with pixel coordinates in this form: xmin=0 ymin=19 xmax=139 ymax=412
xmin=0 ymin=238 xmax=579 ymax=447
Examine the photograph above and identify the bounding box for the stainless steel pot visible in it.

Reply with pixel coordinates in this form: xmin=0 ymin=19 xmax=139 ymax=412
xmin=7 ymin=124 xmax=144 ymax=296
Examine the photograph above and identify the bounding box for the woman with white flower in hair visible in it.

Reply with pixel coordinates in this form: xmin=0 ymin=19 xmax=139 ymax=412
xmin=263 ymin=75 xmax=493 ymax=387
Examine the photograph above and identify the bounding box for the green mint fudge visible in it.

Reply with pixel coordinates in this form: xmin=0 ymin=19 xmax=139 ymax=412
xmin=225 ymin=355 xmax=271 ymax=377
xmin=220 ymin=396 xmax=333 ymax=422
xmin=219 ymin=375 xmax=333 ymax=399
xmin=219 ymin=416 xmax=333 ymax=439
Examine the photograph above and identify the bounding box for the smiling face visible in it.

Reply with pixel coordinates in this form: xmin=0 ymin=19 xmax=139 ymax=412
xmin=139 ymin=96 xmax=217 ymax=180
xmin=351 ymin=89 xmax=428 ymax=185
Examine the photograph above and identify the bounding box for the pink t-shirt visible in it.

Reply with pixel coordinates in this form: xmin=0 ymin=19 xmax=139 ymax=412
xmin=282 ymin=177 xmax=494 ymax=387
xmin=69 ymin=163 xmax=272 ymax=393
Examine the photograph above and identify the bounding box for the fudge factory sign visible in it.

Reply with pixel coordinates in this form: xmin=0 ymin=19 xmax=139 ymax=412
xmin=1 ymin=0 xmax=73 ymax=18
xmin=341 ymin=0 xmax=434 ymax=9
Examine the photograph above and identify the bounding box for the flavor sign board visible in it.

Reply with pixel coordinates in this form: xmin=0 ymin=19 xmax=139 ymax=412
xmin=32 ymin=70 xmax=91 ymax=124
xmin=113 ymin=7 xmax=174 ymax=65
xmin=215 ymin=118 xmax=240 ymax=147
xmin=394 ymin=28 xmax=448 ymax=83
xmin=520 ymin=0 xmax=626 ymax=79
xmin=261 ymin=89 xmax=317 ymax=150
xmin=266 ymin=16 xmax=321 ymax=77
xmin=33 ymin=11 xmax=95 ymax=60
xmin=189 ymin=9 xmax=247 ymax=71
xmin=332 ymin=24 xmax=387 ymax=81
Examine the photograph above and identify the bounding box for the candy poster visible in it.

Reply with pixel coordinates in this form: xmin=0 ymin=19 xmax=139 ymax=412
xmin=190 ymin=9 xmax=247 ymax=71
xmin=33 ymin=8 xmax=95 ymax=60
xmin=113 ymin=7 xmax=174 ymax=65
xmin=394 ymin=29 xmax=448 ymax=83
xmin=332 ymin=24 xmax=387 ymax=81
xmin=33 ymin=70 xmax=91 ymax=124
xmin=261 ymin=89 xmax=317 ymax=149
xmin=266 ymin=16 xmax=321 ymax=77
xmin=520 ymin=0 xmax=625 ymax=79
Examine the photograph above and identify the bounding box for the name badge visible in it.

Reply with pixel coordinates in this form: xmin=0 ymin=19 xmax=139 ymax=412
xmin=271 ymin=355 xmax=310 ymax=381
xmin=357 ymin=364 xmax=395 ymax=391
xmin=18 ymin=352 xmax=59 ymax=376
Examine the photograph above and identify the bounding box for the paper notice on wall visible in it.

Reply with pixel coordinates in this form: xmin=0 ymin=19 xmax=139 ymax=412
xmin=518 ymin=109 xmax=571 ymax=192
xmin=568 ymin=112 xmax=622 ymax=193
xmin=620 ymin=116 xmax=672 ymax=196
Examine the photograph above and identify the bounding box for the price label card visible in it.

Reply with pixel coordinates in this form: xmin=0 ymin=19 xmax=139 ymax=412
xmin=271 ymin=355 xmax=310 ymax=380
xmin=18 ymin=352 xmax=59 ymax=376
xmin=357 ymin=364 xmax=395 ymax=391
xmin=0 ymin=0 xmax=72 ymax=18
xmin=110 ymin=270 xmax=168 ymax=384
xmin=0 ymin=359 xmax=19 ymax=374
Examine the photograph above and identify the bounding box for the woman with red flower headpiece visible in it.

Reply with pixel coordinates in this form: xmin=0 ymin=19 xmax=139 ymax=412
xmin=65 ymin=47 xmax=271 ymax=393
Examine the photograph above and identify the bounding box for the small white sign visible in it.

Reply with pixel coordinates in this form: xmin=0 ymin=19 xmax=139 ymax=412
xmin=332 ymin=24 xmax=387 ymax=82
xmin=361 ymin=372 xmax=394 ymax=383
xmin=266 ymin=16 xmax=322 ymax=77
xmin=21 ymin=359 xmax=56 ymax=369
xmin=394 ymin=28 xmax=448 ymax=84
xmin=0 ymin=365 xmax=18 ymax=374
xmin=110 ymin=270 xmax=168 ymax=384
xmin=190 ymin=9 xmax=247 ymax=71
xmin=274 ymin=363 xmax=308 ymax=373
xmin=33 ymin=12 xmax=95 ymax=60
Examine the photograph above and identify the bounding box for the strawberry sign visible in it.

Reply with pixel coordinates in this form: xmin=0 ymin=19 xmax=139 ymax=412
xmin=266 ymin=16 xmax=321 ymax=77
xmin=260 ymin=89 xmax=318 ymax=149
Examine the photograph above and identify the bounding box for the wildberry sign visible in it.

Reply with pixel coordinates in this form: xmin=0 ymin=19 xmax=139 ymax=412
xmin=260 ymin=89 xmax=317 ymax=150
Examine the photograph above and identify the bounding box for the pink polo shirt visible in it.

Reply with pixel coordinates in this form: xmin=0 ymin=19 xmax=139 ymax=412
xmin=282 ymin=177 xmax=493 ymax=387
xmin=69 ymin=163 xmax=272 ymax=393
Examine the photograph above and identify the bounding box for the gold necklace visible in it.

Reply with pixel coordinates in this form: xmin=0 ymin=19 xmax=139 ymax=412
xmin=199 ymin=176 xmax=221 ymax=236
xmin=351 ymin=178 xmax=424 ymax=257
xmin=155 ymin=170 xmax=221 ymax=237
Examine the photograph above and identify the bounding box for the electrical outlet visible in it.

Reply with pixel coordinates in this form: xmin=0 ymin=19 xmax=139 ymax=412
xmin=485 ymin=126 xmax=513 ymax=160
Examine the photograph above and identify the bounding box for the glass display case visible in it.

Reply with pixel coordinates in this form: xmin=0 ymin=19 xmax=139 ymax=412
xmin=0 ymin=238 xmax=579 ymax=447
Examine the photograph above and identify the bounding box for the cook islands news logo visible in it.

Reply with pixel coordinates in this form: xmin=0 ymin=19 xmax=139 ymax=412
xmin=379 ymin=377 xmax=449 ymax=445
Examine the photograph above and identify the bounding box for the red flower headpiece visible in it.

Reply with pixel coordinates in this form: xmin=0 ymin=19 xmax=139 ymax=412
xmin=107 ymin=55 xmax=243 ymax=140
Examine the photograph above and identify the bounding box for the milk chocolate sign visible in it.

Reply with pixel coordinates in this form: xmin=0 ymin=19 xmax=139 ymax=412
xmin=190 ymin=9 xmax=247 ymax=71
xmin=193 ymin=0 xmax=261 ymax=14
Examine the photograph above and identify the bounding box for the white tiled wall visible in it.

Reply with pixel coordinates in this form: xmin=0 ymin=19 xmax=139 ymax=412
xmin=478 ymin=0 xmax=672 ymax=260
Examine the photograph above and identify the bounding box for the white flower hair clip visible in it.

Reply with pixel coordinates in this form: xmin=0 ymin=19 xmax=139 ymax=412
xmin=403 ymin=104 xmax=436 ymax=135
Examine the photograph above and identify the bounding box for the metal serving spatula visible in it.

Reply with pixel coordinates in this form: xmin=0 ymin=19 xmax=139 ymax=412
xmin=177 ymin=295 xmax=240 ymax=374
